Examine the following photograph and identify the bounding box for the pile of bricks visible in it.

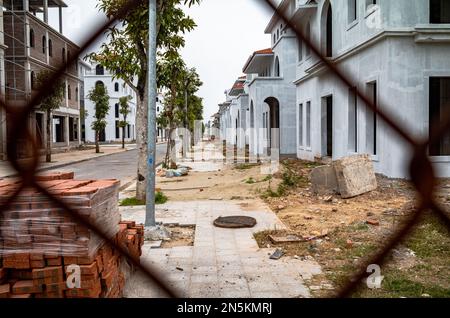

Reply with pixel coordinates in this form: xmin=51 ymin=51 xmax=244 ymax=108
xmin=0 ymin=172 xmax=144 ymax=298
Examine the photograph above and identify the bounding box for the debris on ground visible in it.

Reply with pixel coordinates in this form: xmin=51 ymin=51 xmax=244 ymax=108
xmin=269 ymin=248 xmax=284 ymax=260
xmin=269 ymin=234 xmax=303 ymax=244
xmin=311 ymin=154 xmax=378 ymax=198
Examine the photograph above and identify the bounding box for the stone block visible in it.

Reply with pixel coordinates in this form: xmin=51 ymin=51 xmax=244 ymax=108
xmin=333 ymin=154 xmax=377 ymax=198
xmin=310 ymin=165 xmax=338 ymax=195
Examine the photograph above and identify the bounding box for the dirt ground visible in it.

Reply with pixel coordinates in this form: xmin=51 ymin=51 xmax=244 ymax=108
xmin=156 ymin=158 xmax=450 ymax=298
xmin=160 ymin=225 xmax=195 ymax=248
xmin=156 ymin=163 xmax=280 ymax=201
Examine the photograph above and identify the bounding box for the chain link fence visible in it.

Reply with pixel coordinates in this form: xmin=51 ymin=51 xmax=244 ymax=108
xmin=0 ymin=0 xmax=448 ymax=298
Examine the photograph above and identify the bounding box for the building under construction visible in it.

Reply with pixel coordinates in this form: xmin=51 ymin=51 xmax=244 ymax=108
xmin=0 ymin=0 xmax=82 ymax=159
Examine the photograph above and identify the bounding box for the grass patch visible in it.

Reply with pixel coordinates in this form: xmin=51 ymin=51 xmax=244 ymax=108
xmin=234 ymin=163 xmax=259 ymax=170
xmin=120 ymin=192 xmax=168 ymax=206
xmin=245 ymin=177 xmax=256 ymax=184
xmin=262 ymin=175 xmax=272 ymax=182
xmin=120 ymin=197 xmax=145 ymax=206
xmin=155 ymin=191 xmax=168 ymax=204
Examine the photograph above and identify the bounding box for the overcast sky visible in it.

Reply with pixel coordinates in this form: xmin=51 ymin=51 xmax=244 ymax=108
xmin=55 ymin=0 xmax=273 ymax=121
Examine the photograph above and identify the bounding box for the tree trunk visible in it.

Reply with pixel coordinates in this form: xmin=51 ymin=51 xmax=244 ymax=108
xmin=122 ymin=126 xmax=125 ymax=149
xmin=95 ymin=131 xmax=100 ymax=153
xmin=45 ymin=111 xmax=52 ymax=163
xmin=135 ymin=87 xmax=148 ymax=202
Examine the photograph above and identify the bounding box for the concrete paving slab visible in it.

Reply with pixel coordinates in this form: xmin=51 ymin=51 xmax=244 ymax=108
xmin=123 ymin=200 xmax=322 ymax=298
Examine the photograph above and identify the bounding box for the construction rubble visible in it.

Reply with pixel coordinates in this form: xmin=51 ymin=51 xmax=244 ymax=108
xmin=311 ymin=154 xmax=378 ymax=198
xmin=0 ymin=172 xmax=144 ymax=298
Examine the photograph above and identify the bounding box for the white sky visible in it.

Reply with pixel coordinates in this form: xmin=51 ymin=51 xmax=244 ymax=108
xmin=54 ymin=0 xmax=273 ymax=121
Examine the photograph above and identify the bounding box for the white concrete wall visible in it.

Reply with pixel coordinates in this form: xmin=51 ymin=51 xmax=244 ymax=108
xmin=84 ymin=70 xmax=137 ymax=143
xmin=294 ymin=0 xmax=450 ymax=178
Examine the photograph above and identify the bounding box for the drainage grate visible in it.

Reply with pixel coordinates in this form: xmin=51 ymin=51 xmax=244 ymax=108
xmin=213 ymin=216 xmax=257 ymax=228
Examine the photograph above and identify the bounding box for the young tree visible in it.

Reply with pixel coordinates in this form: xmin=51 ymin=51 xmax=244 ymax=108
xmin=88 ymin=0 xmax=201 ymax=201
xmin=157 ymin=53 xmax=203 ymax=167
xmin=119 ymin=95 xmax=132 ymax=149
xmin=88 ymin=82 xmax=110 ymax=153
xmin=36 ymin=70 xmax=65 ymax=163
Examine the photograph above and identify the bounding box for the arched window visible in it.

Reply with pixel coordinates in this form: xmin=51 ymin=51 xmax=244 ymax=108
xmin=95 ymin=81 xmax=104 ymax=88
xmin=75 ymin=87 xmax=79 ymax=101
xmin=62 ymin=48 xmax=66 ymax=64
xmin=325 ymin=3 xmax=333 ymax=57
xmin=30 ymin=71 xmax=35 ymax=90
xmin=48 ymin=39 xmax=53 ymax=57
xmin=277 ymin=29 xmax=280 ymax=40
xmin=115 ymin=103 xmax=120 ymax=118
xmin=114 ymin=82 xmax=119 ymax=92
xmin=273 ymin=34 xmax=276 ymax=44
xmin=96 ymin=65 xmax=104 ymax=76
xmin=68 ymin=84 xmax=71 ymax=100
xmin=42 ymin=36 xmax=46 ymax=54
xmin=29 ymin=29 xmax=35 ymax=48
xmin=274 ymin=56 xmax=280 ymax=77
xmin=305 ymin=22 xmax=311 ymax=57
xmin=298 ymin=38 xmax=303 ymax=62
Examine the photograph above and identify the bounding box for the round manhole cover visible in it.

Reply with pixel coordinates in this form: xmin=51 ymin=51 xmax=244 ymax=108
xmin=213 ymin=216 xmax=257 ymax=228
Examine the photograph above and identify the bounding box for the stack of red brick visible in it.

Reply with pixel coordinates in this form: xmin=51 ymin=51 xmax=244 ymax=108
xmin=0 ymin=172 xmax=144 ymax=298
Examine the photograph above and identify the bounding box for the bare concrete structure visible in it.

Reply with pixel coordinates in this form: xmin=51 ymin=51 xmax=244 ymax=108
xmin=0 ymin=0 xmax=82 ymax=159
xmin=294 ymin=0 xmax=450 ymax=178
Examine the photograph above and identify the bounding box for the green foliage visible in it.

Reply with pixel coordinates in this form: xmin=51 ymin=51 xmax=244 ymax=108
xmin=155 ymin=191 xmax=168 ymax=204
xmin=245 ymin=177 xmax=256 ymax=184
xmin=88 ymin=0 xmax=201 ymax=97
xmin=118 ymin=95 xmax=132 ymax=128
xmin=120 ymin=197 xmax=145 ymax=206
xmin=120 ymin=191 xmax=168 ymax=205
xmin=36 ymin=70 xmax=65 ymax=112
xmin=88 ymin=82 xmax=110 ymax=132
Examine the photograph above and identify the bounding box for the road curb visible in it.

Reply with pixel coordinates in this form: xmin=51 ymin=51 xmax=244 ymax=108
xmin=2 ymin=147 xmax=136 ymax=179
xmin=118 ymin=162 xmax=163 ymax=192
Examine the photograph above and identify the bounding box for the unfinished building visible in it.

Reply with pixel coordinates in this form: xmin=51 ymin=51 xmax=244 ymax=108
xmin=0 ymin=0 xmax=82 ymax=159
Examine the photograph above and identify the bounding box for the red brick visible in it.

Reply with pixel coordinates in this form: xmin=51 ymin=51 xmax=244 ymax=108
xmin=9 ymin=293 xmax=32 ymax=298
xmin=46 ymin=257 xmax=62 ymax=266
xmin=30 ymin=254 xmax=45 ymax=261
xmin=366 ymin=219 xmax=380 ymax=226
xmin=32 ymin=266 xmax=63 ymax=280
xmin=0 ymin=284 xmax=10 ymax=298
xmin=35 ymin=290 xmax=65 ymax=298
xmin=30 ymin=260 xmax=46 ymax=268
xmin=45 ymin=281 xmax=67 ymax=293
xmin=12 ymin=280 xmax=43 ymax=294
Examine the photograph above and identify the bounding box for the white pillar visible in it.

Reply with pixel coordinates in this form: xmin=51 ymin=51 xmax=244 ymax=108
xmin=65 ymin=116 xmax=70 ymax=148
xmin=43 ymin=0 xmax=48 ymax=23
xmin=23 ymin=0 xmax=29 ymax=11
xmin=58 ymin=5 xmax=63 ymax=34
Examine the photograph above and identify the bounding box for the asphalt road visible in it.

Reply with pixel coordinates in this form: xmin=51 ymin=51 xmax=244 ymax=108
xmin=55 ymin=143 xmax=166 ymax=185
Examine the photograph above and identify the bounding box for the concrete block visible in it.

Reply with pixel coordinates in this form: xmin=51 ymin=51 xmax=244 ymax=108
xmin=310 ymin=165 xmax=338 ymax=195
xmin=333 ymin=154 xmax=378 ymax=199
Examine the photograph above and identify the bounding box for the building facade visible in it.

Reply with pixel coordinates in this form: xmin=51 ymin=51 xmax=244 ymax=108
xmin=0 ymin=0 xmax=83 ymax=159
xmin=83 ymin=64 xmax=137 ymax=144
xmin=218 ymin=0 xmax=450 ymax=179
xmin=294 ymin=0 xmax=450 ymax=178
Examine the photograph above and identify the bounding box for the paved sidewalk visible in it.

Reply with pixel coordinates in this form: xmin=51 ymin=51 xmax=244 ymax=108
xmin=121 ymin=201 xmax=322 ymax=298
xmin=0 ymin=144 xmax=136 ymax=178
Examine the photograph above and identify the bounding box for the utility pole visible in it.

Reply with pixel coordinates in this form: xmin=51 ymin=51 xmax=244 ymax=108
xmin=145 ymin=0 xmax=157 ymax=228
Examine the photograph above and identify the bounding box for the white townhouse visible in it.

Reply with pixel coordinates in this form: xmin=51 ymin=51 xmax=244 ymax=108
xmin=293 ymin=0 xmax=450 ymax=178
xmin=83 ymin=64 xmax=137 ymax=143
xmin=218 ymin=76 xmax=249 ymax=149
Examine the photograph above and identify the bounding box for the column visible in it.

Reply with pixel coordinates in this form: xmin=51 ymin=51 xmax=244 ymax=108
xmin=23 ymin=0 xmax=29 ymax=11
xmin=65 ymin=116 xmax=69 ymax=148
xmin=43 ymin=0 xmax=48 ymax=23
xmin=58 ymin=5 xmax=63 ymax=34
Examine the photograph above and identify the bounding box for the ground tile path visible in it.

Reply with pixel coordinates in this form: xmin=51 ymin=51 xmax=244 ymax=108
xmin=122 ymin=201 xmax=322 ymax=298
